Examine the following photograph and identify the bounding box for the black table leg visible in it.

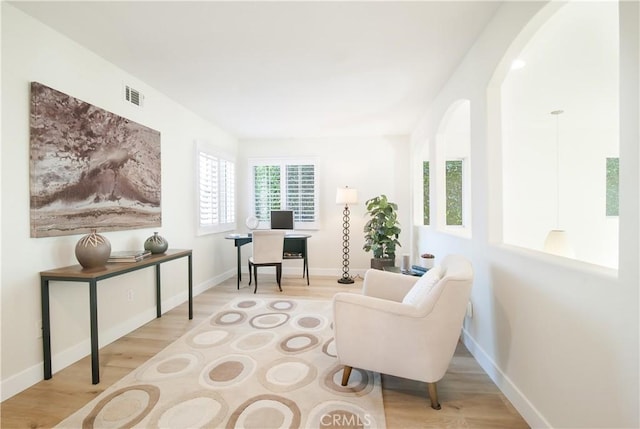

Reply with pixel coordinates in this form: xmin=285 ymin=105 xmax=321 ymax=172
xmin=304 ymin=240 xmax=310 ymax=285
xmin=41 ymin=277 xmax=52 ymax=380
xmin=188 ymin=253 xmax=193 ymax=319
xmin=236 ymin=245 xmax=242 ymax=289
xmin=89 ymin=279 xmax=99 ymax=384
xmin=39 ymin=250 xmax=192 ymax=385
xmin=155 ymin=264 xmax=162 ymax=318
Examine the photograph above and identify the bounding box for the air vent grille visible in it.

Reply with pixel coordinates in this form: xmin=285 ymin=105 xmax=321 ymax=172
xmin=124 ymin=85 xmax=144 ymax=107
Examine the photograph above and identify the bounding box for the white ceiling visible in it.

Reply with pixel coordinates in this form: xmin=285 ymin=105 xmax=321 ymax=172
xmin=11 ymin=1 xmax=501 ymax=139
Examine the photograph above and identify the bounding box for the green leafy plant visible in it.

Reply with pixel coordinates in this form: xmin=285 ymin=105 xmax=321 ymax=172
xmin=363 ymin=194 xmax=401 ymax=259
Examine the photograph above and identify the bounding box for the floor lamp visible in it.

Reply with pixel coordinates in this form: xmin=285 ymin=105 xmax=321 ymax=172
xmin=336 ymin=186 xmax=358 ymax=284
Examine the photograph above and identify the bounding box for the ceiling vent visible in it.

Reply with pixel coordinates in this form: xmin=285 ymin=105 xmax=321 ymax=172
xmin=124 ymin=85 xmax=144 ymax=107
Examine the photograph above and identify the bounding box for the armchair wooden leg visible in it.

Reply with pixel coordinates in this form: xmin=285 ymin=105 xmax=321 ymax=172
xmin=340 ymin=366 xmax=353 ymax=386
xmin=427 ymin=382 xmax=441 ymax=410
xmin=248 ymin=260 xmax=253 ymax=286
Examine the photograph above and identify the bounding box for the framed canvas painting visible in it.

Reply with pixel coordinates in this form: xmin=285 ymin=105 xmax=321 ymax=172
xmin=29 ymin=82 xmax=161 ymax=237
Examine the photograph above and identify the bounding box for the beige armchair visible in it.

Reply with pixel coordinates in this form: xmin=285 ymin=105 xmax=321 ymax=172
xmin=248 ymin=230 xmax=286 ymax=293
xmin=333 ymin=254 xmax=473 ymax=409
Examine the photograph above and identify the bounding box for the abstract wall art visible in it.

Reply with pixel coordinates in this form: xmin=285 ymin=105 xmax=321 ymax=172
xmin=29 ymin=82 xmax=161 ymax=238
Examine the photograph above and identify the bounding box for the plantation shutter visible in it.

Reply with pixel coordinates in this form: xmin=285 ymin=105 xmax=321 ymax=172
xmin=286 ymin=164 xmax=315 ymax=223
xmin=220 ymin=159 xmax=235 ymax=223
xmin=249 ymin=158 xmax=319 ymax=229
xmin=253 ymin=165 xmax=281 ymax=221
xmin=199 ymin=151 xmax=218 ymax=226
xmin=196 ymin=142 xmax=236 ymax=235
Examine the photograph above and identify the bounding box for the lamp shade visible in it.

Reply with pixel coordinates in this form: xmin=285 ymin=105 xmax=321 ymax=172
xmin=543 ymin=229 xmax=575 ymax=258
xmin=336 ymin=187 xmax=358 ymax=205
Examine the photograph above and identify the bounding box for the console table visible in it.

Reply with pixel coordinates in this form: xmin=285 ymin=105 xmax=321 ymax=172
xmin=40 ymin=249 xmax=193 ymax=384
xmin=226 ymin=234 xmax=310 ymax=289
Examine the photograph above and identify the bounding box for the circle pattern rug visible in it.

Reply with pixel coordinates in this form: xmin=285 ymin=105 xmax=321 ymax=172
xmin=55 ymin=298 xmax=386 ymax=428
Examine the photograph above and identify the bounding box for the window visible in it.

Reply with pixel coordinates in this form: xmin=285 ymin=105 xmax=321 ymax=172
xmin=446 ymin=159 xmax=463 ymax=226
xmin=253 ymin=165 xmax=281 ymax=220
xmin=606 ymin=157 xmax=619 ymax=216
xmin=197 ymin=143 xmax=235 ymax=234
xmin=437 ymin=99 xmax=471 ymax=236
xmin=423 ymin=161 xmax=430 ymax=225
xmin=250 ymin=158 xmax=319 ymax=229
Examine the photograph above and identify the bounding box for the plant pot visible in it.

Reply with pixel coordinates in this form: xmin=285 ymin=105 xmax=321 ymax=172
xmin=420 ymin=257 xmax=435 ymax=269
xmin=371 ymin=257 xmax=395 ymax=270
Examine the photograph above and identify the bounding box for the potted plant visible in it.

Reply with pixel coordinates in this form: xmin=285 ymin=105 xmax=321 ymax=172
xmin=363 ymin=194 xmax=401 ymax=270
xmin=420 ymin=253 xmax=435 ymax=269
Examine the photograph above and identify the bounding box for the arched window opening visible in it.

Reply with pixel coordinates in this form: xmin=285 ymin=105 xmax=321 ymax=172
xmin=500 ymin=0 xmax=619 ymax=268
xmin=437 ymin=99 xmax=472 ymax=236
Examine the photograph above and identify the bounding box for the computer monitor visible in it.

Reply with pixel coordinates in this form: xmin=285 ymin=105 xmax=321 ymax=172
xmin=270 ymin=210 xmax=294 ymax=230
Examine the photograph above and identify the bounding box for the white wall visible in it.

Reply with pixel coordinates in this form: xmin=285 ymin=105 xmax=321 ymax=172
xmin=237 ymin=136 xmax=411 ymax=277
xmin=412 ymin=1 xmax=639 ymax=428
xmin=1 ymin=4 xmax=239 ymax=399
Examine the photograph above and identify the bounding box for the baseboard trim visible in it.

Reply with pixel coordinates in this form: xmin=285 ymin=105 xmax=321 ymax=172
xmin=1 ymin=307 xmax=157 ymax=401
xmin=461 ymin=328 xmax=550 ymax=428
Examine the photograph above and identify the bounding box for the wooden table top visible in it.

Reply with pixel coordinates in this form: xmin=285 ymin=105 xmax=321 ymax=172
xmin=40 ymin=249 xmax=192 ymax=279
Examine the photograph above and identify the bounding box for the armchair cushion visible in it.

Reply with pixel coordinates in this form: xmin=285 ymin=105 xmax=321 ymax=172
xmin=402 ymin=266 xmax=442 ymax=306
xmin=362 ymin=269 xmax=419 ymax=302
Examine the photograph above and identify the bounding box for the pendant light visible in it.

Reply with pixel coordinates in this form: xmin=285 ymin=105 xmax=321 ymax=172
xmin=544 ymin=110 xmax=574 ymax=257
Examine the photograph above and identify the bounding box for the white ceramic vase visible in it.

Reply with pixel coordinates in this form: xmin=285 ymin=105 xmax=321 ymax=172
xmin=420 ymin=257 xmax=435 ymax=269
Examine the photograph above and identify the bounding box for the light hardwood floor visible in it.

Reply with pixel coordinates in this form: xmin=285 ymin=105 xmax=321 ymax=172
xmin=1 ymin=275 xmax=529 ymax=428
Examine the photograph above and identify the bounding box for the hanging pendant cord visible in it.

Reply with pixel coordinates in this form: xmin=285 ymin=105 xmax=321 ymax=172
xmin=551 ymin=110 xmax=563 ymax=229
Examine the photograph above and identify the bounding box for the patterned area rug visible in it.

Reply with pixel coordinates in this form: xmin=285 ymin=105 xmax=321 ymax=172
xmin=56 ymin=297 xmax=386 ymax=428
